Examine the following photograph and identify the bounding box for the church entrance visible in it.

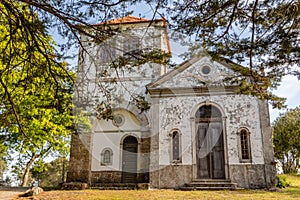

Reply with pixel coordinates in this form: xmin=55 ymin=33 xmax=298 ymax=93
xmin=122 ymin=136 xmax=138 ymax=183
xmin=196 ymin=105 xmax=225 ymax=179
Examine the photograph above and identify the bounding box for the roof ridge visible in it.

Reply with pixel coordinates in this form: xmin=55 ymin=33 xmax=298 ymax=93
xmin=98 ymin=15 xmax=154 ymax=25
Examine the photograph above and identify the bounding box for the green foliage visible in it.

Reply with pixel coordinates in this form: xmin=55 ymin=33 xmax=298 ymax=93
xmin=276 ymin=175 xmax=291 ymax=188
xmin=273 ymin=107 xmax=300 ymax=174
xmin=168 ymin=0 xmax=300 ymax=107
xmin=11 ymin=161 xmax=34 ymax=186
xmin=131 ymin=95 xmax=151 ymax=113
xmin=0 ymin=2 xmax=76 ymax=186
xmin=31 ymin=157 xmax=69 ymax=187
xmin=109 ymin=48 xmax=170 ymax=69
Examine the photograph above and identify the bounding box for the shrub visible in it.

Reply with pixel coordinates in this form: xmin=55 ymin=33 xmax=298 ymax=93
xmin=276 ymin=176 xmax=290 ymax=188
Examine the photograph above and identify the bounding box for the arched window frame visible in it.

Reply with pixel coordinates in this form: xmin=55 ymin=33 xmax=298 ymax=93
xmin=169 ymin=129 xmax=182 ymax=164
xmin=238 ymin=128 xmax=252 ymax=163
xmin=101 ymin=148 xmax=113 ymax=166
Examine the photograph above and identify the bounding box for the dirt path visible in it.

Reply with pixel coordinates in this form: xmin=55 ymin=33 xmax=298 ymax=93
xmin=0 ymin=187 xmax=29 ymax=200
xmin=0 ymin=191 xmax=22 ymax=200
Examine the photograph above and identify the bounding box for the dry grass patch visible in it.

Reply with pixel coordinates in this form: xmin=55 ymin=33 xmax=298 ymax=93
xmin=15 ymin=175 xmax=300 ymax=200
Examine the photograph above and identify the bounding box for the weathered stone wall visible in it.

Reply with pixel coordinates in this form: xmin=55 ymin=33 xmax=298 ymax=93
xmin=67 ymin=133 xmax=92 ymax=183
xmin=150 ymin=165 xmax=192 ymax=189
xmin=157 ymin=95 xmax=265 ymax=166
xmin=230 ymin=164 xmax=267 ymax=188
xmin=149 ymin=91 xmax=274 ymax=188
xmin=149 ymin=98 xmax=160 ymax=188
xmin=258 ymin=100 xmax=276 ymax=188
xmin=91 ymin=171 xmax=122 ymax=183
xmin=138 ymin=137 xmax=151 ymax=183
xmin=90 ymin=171 xmax=149 ymax=184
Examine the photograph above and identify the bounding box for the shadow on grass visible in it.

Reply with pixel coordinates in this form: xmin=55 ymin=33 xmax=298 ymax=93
xmin=281 ymin=186 xmax=300 ymax=198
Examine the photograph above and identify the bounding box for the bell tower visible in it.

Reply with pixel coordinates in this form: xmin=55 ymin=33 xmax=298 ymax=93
xmin=67 ymin=16 xmax=171 ymax=185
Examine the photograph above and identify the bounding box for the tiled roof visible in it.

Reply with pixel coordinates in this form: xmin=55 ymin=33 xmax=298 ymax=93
xmin=97 ymin=15 xmax=172 ymax=56
xmin=99 ymin=15 xmax=154 ymax=25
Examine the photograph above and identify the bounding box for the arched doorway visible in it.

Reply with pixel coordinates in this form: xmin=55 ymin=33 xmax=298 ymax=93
xmin=195 ymin=105 xmax=225 ymax=179
xmin=122 ymin=136 xmax=138 ymax=183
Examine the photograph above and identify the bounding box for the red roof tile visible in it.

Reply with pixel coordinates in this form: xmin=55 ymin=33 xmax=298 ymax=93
xmin=97 ymin=15 xmax=172 ymax=56
xmin=99 ymin=15 xmax=153 ymax=25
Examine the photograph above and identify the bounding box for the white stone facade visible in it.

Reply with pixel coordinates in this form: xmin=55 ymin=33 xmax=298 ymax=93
xmin=156 ymin=95 xmax=265 ymax=166
xmin=67 ymin=16 xmax=276 ymax=189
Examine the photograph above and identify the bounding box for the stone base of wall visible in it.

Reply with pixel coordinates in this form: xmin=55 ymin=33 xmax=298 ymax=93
xmin=91 ymin=171 xmax=149 ymax=184
xmin=62 ymin=182 xmax=88 ymax=190
xmin=67 ymin=170 xmax=90 ymax=183
xmin=91 ymin=171 xmax=122 ymax=183
xmin=229 ymin=164 xmax=275 ymax=189
xmin=150 ymin=165 xmax=192 ymax=189
xmin=67 ymin=133 xmax=92 ymax=183
xmin=149 ymin=164 xmax=275 ymax=189
xmin=264 ymin=163 xmax=277 ymax=188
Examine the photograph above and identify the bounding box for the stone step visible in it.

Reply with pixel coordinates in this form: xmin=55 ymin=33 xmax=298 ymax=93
xmin=90 ymin=186 xmax=136 ymax=190
xmin=180 ymin=186 xmax=234 ymax=191
xmin=187 ymin=182 xmax=235 ymax=187
xmin=180 ymin=180 xmax=237 ymax=190
xmin=191 ymin=179 xmax=232 ymax=183
xmin=90 ymin=183 xmax=149 ymax=190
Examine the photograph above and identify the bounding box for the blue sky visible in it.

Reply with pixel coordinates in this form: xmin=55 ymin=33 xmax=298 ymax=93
xmin=269 ymin=76 xmax=300 ymax=122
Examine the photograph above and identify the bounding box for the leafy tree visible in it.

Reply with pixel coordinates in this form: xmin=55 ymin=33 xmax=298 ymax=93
xmin=0 ymin=2 xmax=75 ymax=186
xmin=167 ymin=0 xmax=299 ymax=108
xmin=11 ymin=160 xmax=34 ymax=186
xmin=31 ymin=157 xmax=68 ymax=187
xmin=1 ymin=0 xmax=298 ymax=110
xmin=273 ymin=107 xmax=300 ymax=174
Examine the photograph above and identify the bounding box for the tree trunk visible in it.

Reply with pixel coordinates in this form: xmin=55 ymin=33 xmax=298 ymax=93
xmin=21 ymin=153 xmax=39 ymax=187
xmin=62 ymin=157 xmax=65 ymax=184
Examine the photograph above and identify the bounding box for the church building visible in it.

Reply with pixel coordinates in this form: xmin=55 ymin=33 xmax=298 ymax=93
xmin=67 ymin=16 xmax=276 ymax=189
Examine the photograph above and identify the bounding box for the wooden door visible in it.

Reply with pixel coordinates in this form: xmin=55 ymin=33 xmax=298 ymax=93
xmin=122 ymin=136 xmax=138 ymax=183
xmin=197 ymin=122 xmax=225 ymax=179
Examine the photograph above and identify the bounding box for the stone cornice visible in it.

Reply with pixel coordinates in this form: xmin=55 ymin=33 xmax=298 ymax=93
xmin=147 ymin=86 xmax=239 ymax=98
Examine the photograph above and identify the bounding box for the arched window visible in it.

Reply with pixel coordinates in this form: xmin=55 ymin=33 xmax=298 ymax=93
xmin=238 ymin=128 xmax=251 ymax=162
xmin=101 ymin=148 xmax=113 ymax=166
xmin=170 ymin=130 xmax=181 ymax=163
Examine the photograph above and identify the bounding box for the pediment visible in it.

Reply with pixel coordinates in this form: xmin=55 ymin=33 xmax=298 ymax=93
xmin=147 ymin=54 xmax=238 ymax=90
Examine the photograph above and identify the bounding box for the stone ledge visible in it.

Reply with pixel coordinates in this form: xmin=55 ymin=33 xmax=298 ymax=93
xmin=62 ymin=182 xmax=88 ymax=190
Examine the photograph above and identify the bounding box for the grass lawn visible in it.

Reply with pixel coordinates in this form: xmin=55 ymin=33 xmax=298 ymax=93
xmin=15 ymin=175 xmax=300 ymax=200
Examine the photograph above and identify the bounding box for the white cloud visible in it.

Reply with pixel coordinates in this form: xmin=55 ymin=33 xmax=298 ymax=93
xmin=269 ymin=75 xmax=300 ymax=122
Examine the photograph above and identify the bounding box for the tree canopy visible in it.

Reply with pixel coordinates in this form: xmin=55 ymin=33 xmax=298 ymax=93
xmin=168 ymin=0 xmax=299 ymax=108
xmin=0 ymin=2 xmax=75 ymax=186
xmin=1 ymin=0 xmax=299 ymax=110
xmin=273 ymin=107 xmax=300 ymax=174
